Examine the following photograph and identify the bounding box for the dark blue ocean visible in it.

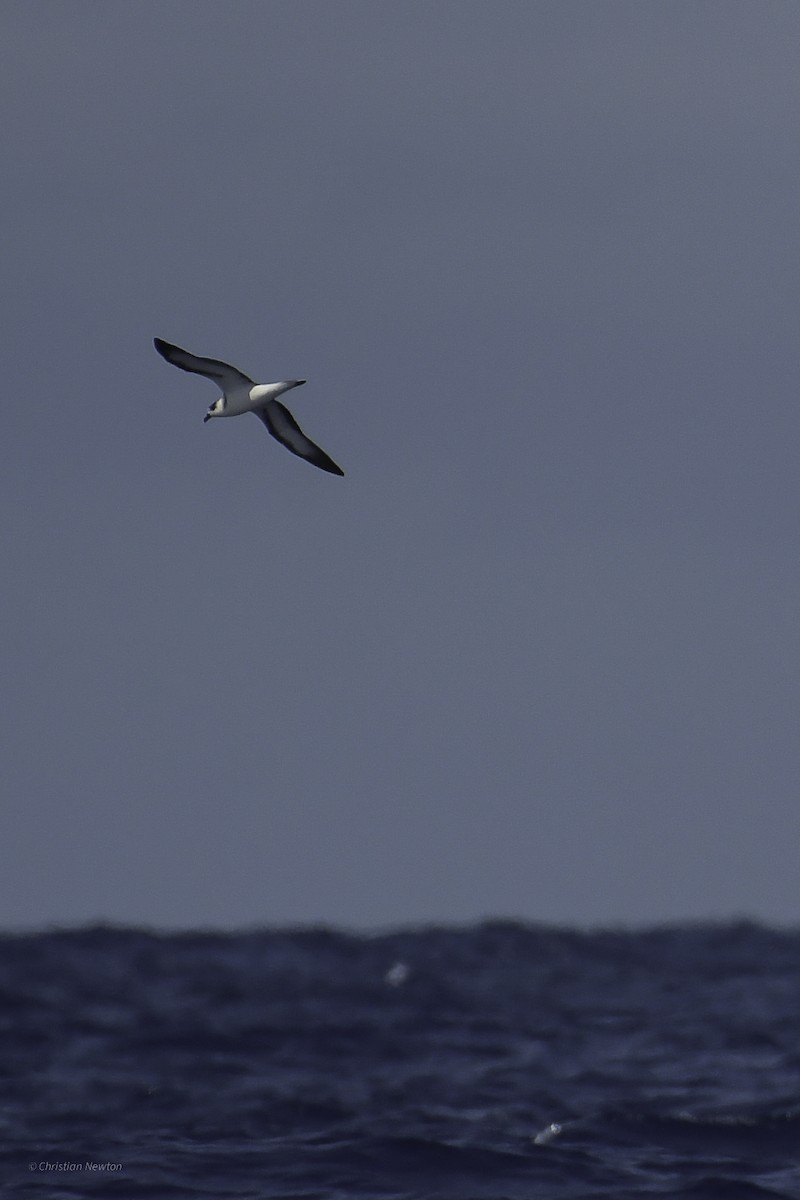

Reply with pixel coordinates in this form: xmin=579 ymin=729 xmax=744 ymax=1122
xmin=3 ymin=922 xmax=800 ymax=1198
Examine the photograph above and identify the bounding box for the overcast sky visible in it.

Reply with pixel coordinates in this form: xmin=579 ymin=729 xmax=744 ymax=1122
xmin=3 ymin=1 xmax=800 ymax=930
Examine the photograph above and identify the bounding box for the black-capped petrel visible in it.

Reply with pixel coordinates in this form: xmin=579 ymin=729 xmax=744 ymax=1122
xmin=154 ymin=338 xmax=344 ymax=476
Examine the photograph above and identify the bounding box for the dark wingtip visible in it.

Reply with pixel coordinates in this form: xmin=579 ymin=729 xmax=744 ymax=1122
xmin=154 ymin=337 xmax=170 ymax=357
xmin=312 ymin=452 xmax=345 ymax=476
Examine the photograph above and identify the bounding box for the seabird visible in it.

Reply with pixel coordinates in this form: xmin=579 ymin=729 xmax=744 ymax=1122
xmin=154 ymin=338 xmax=344 ymax=476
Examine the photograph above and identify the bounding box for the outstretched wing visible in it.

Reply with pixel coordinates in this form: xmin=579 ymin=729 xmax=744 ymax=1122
xmin=257 ymin=400 xmax=344 ymax=476
xmin=154 ymin=338 xmax=253 ymax=387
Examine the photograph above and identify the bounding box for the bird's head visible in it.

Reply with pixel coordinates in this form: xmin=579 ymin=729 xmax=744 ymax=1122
xmin=204 ymin=398 xmax=224 ymax=423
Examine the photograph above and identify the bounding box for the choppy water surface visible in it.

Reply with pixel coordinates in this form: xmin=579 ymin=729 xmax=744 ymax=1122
xmin=3 ymin=922 xmax=800 ymax=1197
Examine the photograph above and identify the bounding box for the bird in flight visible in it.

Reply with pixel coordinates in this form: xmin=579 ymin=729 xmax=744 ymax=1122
xmin=154 ymin=338 xmax=344 ymax=476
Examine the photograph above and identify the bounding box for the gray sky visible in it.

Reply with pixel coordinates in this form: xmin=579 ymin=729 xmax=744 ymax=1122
xmin=3 ymin=1 xmax=800 ymax=929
